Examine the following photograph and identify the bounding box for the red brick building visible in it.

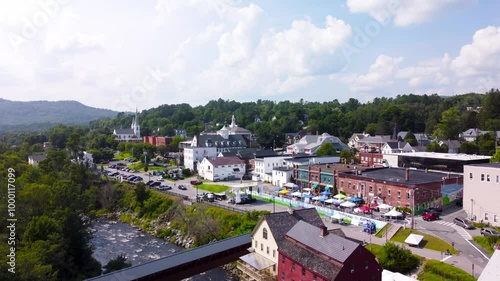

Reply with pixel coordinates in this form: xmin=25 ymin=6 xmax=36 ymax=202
xmin=278 ymin=221 xmax=382 ymax=281
xmin=358 ymin=152 xmax=385 ymax=167
xmin=337 ymin=167 xmax=463 ymax=211
xmin=143 ymin=136 xmax=170 ymax=147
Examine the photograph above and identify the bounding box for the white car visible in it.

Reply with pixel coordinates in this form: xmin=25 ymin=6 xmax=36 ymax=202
xmin=156 ymin=177 xmax=164 ymax=182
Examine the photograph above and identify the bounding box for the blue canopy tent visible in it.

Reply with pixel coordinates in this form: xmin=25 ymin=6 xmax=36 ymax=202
xmin=303 ymin=194 xmax=313 ymax=199
xmin=320 ymin=191 xmax=332 ymax=196
xmin=318 ymin=197 xmax=327 ymax=202
xmin=274 ymin=187 xmax=283 ymax=192
xmin=348 ymin=197 xmax=362 ymax=203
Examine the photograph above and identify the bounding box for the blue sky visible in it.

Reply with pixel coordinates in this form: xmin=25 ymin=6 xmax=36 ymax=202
xmin=0 ymin=0 xmax=499 ymax=112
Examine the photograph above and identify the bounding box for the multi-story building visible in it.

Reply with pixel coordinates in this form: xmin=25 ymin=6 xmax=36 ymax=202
xmin=237 ymin=208 xmax=325 ymax=281
xmin=272 ymin=167 xmax=293 ymax=187
xmin=285 ymin=133 xmax=348 ymax=155
xmin=197 ymin=157 xmax=246 ymax=181
xmin=337 ymin=167 xmax=463 ymax=211
xmin=383 ymin=152 xmax=491 ymax=173
xmin=279 ymin=221 xmax=382 ymax=281
xmin=463 ymin=163 xmax=500 ymax=226
xmin=293 ymin=164 xmax=368 ymax=194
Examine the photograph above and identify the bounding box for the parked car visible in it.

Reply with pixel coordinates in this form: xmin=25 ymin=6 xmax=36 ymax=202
xmin=156 ymin=177 xmax=164 ymax=182
xmin=453 ymin=217 xmax=475 ymax=229
xmin=158 ymin=185 xmax=172 ymax=191
xmin=481 ymin=228 xmax=500 ymax=236
xmin=423 ymin=212 xmax=439 ymax=221
xmin=190 ymin=180 xmax=202 ymax=185
xmin=178 ymin=185 xmax=187 ymax=190
xmin=151 ymin=181 xmax=161 ymax=187
xmin=178 ymin=174 xmax=184 ymax=180
xmin=146 ymin=180 xmax=154 ymax=186
xmin=100 ymin=160 xmax=109 ymax=164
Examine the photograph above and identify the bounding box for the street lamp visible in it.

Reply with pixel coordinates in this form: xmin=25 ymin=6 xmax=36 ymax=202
xmin=272 ymin=193 xmax=275 ymax=213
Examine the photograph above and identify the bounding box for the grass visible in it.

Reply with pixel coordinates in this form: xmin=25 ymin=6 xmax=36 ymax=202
xmin=365 ymin=244 xmax=385 ymax=259
xmin=196 ymin=184 xmax=230 ymax=193
xmin=115 ymin=152 xmax=132 ymax=160
xmin=418 ymin=260 xmax=475 ymax=281
xmin=375 ymin=223 xmax=390 ymax=238
xmin=473 ymin=235 xmax=500 ymax=255
xmin=391 ymin=228 xmax=459 ymax=254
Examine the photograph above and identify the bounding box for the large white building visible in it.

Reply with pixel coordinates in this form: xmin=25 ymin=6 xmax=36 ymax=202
xmin=464 ymin=163 xmax=500 ymax=227
xmin=197 ymin=157 xmax=245 ymax=181
xmin=285 ymin=133 xmax=348 ymax=155
xmin=113 ymin=109 xmax=141 ymax=143
xmin=254 ymin=156 xmax=287 ymax=182
xmin=184 ymin=147 xmax=217 ymax=171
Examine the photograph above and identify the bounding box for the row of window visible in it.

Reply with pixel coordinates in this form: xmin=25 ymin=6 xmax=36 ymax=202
xmin=470 ymin=173 xmax=500 ymax=183
xmin=484 ymin=213 xmax=499 ymax=222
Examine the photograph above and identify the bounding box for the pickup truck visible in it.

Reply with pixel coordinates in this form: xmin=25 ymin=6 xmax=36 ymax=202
xmin=480 ymin=228 xmax=500 ymax=236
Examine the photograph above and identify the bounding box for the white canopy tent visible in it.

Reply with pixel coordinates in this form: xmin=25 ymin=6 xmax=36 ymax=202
xmin=291 ymin=191 xmax=302 ymax=197
xmin=383 ymin=208 xmax=404 ymax=217
xmin=378 ymin=203 xmax=393 ymax=209
xmin=340 ymin=201 xmax=356 ymax=208
xmin=405 ymin=234 xmax=424 ymax=246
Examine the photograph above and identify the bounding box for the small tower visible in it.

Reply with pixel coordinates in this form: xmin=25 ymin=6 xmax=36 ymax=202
xmin=132 ymin=108 xmax=141 ymax=137
xmin=230 ymin=114 xmax=237 ymax=128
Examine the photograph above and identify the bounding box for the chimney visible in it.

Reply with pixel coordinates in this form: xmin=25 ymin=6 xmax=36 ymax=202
xmin=320 ymin=226 xmax=328 ymax=237
xmin=405 ymin=168 xmax=409 ymax=181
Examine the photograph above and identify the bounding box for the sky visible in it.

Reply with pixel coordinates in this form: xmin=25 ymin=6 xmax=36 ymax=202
xmin=0 ymin=0 xmax=499 ymax=112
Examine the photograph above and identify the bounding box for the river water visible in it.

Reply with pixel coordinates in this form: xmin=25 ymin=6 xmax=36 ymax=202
xmin=91 ymin=219 xmax=238 ymax=280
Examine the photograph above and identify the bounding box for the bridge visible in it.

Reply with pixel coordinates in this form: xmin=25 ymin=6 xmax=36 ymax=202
xmin=86 ymin=233 xmax=251 ymax=281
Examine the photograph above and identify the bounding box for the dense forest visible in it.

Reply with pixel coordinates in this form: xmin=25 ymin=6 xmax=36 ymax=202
xmin=0 ymin=147 xmax=265 ymax=280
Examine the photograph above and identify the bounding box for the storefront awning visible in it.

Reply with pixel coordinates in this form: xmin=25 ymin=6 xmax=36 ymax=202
xmin=239 ymin=252 xmax=276 ymax=271
xmin=312 ymin=183 xmax=318 ymax=188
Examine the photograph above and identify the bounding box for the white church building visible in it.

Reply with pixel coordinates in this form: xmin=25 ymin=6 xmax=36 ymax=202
xmin=113 ymin=109 xmax=142 ymax=143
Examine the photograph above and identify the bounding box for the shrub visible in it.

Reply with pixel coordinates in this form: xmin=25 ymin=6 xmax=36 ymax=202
xmin=378 ymin=242 xmax=420 ymax=274
xmin=418 ymin=260 xmax=475 ymax=281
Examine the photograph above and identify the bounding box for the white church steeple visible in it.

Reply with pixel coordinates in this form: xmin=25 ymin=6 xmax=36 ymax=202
xmin=230 ymin=114 xmax=237 ymax=128
xmin=131 ymin=108 xmax=141 ymax=137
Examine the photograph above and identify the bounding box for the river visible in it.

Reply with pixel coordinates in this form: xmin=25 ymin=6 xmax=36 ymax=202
xmin=91 ymin=219 xmax=238 ymax=280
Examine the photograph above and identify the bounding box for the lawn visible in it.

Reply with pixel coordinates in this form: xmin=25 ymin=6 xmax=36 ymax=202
xmin=473 ymin=235 xmax=500 ymax=255
xmin=366 ymin=244 xmax=385 ymax=260
xmin=114 ymin=152 xmax=132 ymax=160
xmin=418 ymin=260 xmax=475 ymax=281
xmin=375 ymin=224 xmax=390 ymax=238
xmin=196 ymin=184 xmax=230 ymax=193
xmin=391 ymin=228 xmax=459 ymax=254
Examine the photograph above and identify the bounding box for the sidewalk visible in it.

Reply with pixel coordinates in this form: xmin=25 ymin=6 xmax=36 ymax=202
xmin=335 ymin=222 xmax=483 ymax=277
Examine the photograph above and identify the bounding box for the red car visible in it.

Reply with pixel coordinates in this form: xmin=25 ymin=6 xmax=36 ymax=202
xmin=423 ymin=212 xmax=439 ymax=221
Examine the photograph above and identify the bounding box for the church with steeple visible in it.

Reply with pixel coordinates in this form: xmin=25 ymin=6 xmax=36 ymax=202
xmin=113 ymin=109 xmax=142 ymax=143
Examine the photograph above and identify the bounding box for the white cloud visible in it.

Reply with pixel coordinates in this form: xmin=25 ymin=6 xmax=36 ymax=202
xmin=346 ymin=0 xmax=475 ymax=26
xmin=451 ymin=26 xmax=500 ymax=76
xmin=334 ymin=55 xmax=403 ymax=92
xmin=334 ymin=26 xmax=500 ymax=97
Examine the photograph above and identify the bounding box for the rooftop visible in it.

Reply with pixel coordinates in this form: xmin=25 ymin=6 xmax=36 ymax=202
xmin=467 ymin=162 xmax=500 ymax=168
xmin=343 ymin=167 xmax=461 ymax=185
xmin=386 ymin=151 xmax=491 ymax=161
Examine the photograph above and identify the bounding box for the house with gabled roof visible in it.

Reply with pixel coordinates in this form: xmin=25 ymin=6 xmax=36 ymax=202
xmin=279 ymin=220 xmax=382 ymax=281
xmin=28 ymin=154 xmax=46 ymax=166
xmin=355 ymin=135 xmax=393 ymax=153
xmin=381 ymin=141 xmax=413 ymax=154
xmin=348 ymin=133 xmax=370 ymax=148
xmin=197 ymin=156 xmax=245 ymax=181
xmin=286 ymin=133 xmax=348 ymax=155
xmin=237 ymin=208 xmax=325 ymax=281
xmin=397 ymin=131 xmax=431 ymax=146
xmin=459 ymin=128 xmax=487 ymax=142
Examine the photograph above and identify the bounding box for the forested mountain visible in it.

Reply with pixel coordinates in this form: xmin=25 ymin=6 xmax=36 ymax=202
xmin=0 ymin=99 xmax=118 ymax=131
xmin=90 ymin=90 xmax=499 ymax=149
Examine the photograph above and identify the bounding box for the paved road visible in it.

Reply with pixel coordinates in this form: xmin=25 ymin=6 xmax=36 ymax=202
xmin=105 ymin=161 xmax=487 ymax=277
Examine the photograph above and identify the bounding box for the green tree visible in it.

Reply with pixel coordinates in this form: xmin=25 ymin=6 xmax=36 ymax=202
xmin=404 ymin=130 xmax=418 ymax=146
xmin=426 ymin=141 xmax=448 ymax=153
xmin=433 ymin=108 xmax=463 ymax=140
xmin=103 ymin=254 xmax=131 ymax=274
xmin=491 ymin=149 xmax=500 ymax=162
xmin=339 ymin=150 xmax=353 ymax=163
xmin=460 ymin=142 xmax=480 ymax=155
xmin=315 ymin=142 xmax=338 ymax=156
xmin=379 ymin=242 xmax=420 ymax=274
xmin=135 ymin=183 xmax=150 ymax=207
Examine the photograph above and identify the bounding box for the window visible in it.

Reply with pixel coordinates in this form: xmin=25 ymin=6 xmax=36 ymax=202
xmin=487 ymin=174 xmax=491 ymax=182
xmin=273 ymin=249 xmax=276 ymax=258
xmin=313 ymin=275 xmax=317 ymax=281
xmin=481 ymin=174 xmax=485 ymax=181
xmin=348 ymin=182 xmax=351 ymax=188
xmin=469 ymin=173 xmax=473 ymax=180
xmin=497 ymin=175 xmax=499 ymax=183
xmin=255 ymin=241 xmax=258 ymax=248
xmin=495 ymin=215 xmax=498 ymax=222
xmin=365 ymin=261 xmax=369 ymax=270
xmin=407 ymin=192 xmax=410 ymax=199
xmin=388 ymin=189 xmax=391 ymax=197
xmin=281 ymin=272 xmax=285 ymax=280
xmin=291 ymin=262 xmax=295 ymax=271
xmin=485 ymin=213 xmax=489 ymax=221
xmin=273 ymin=264 xmax=276 ymax=272
xmin=302 ymin=268 xmax=306 ymax=276
xmin=267 ymin=246 xmax=269 ymax=255
xmin=369 ymin=186 xmax=373 ymax=192
xmin=282 ymin=256 xmax=285 ymax=264
xmin=341 ymin=181 xmax=344 ymax=187
xmin=261 ymin=243 xmax=263 ymax=251
xmin=263 ymin=228 xmax=268 ymax=239
xmin=397 ymin=191 xmax=401 ymax=198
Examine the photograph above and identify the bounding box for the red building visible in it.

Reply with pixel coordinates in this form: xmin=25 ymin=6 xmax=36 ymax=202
xmin=143 ymin=136 xmax=170 ymax=147
xmin=278 ymin=221 xmax=382 ymax=281
xmin=358 ymin=152 xmax=385 ymax=167
xmin=337 ymin=167 xmax=463 ymax=211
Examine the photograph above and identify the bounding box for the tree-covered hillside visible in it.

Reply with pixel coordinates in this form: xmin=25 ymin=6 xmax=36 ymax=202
xmin=0 ymin=99 xmax=118 ymax=131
